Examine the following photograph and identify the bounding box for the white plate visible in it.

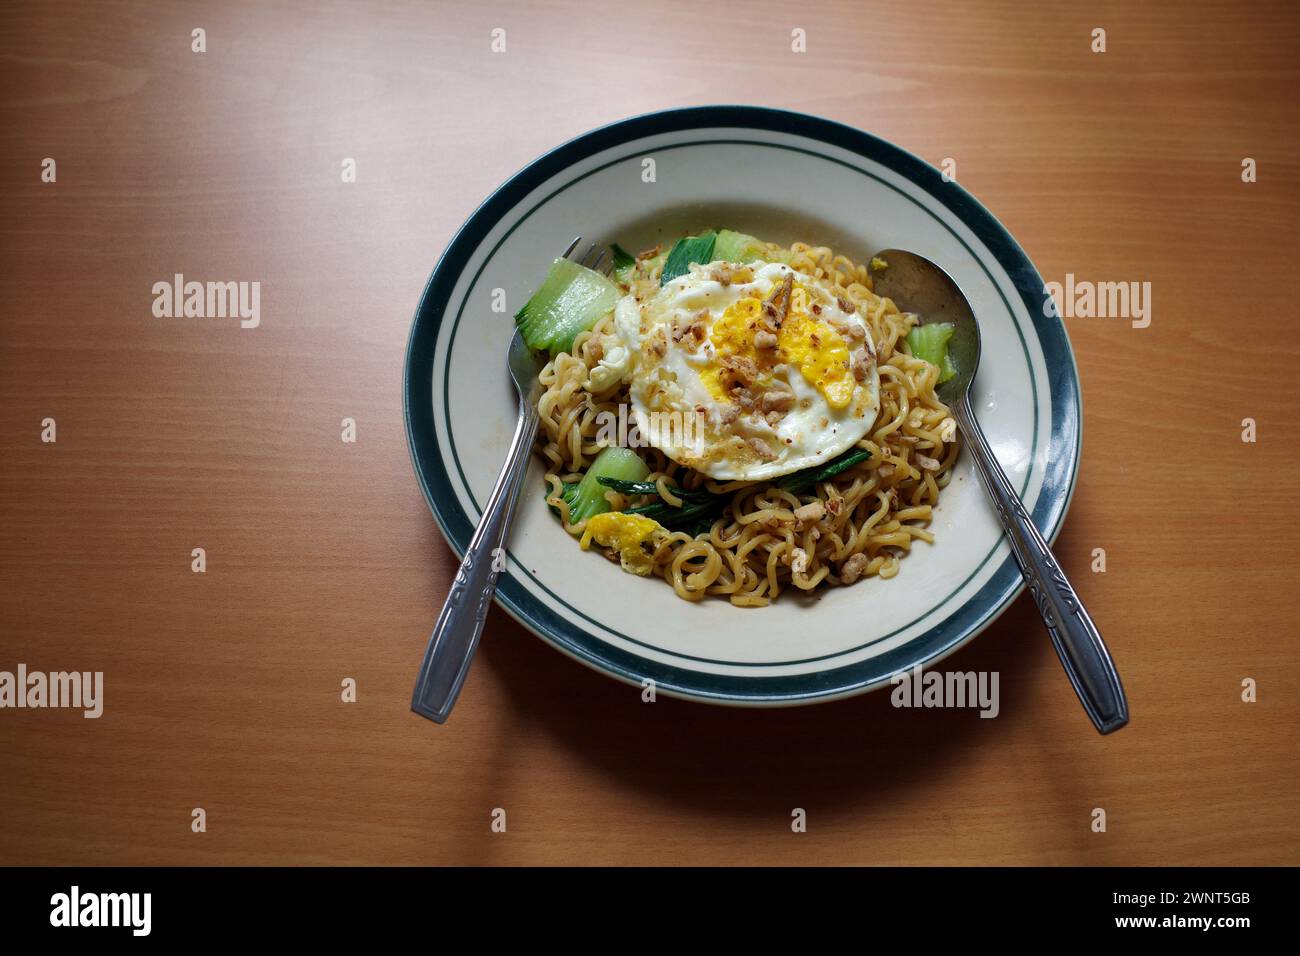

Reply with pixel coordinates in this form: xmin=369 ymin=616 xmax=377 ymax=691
xmin=404 ymin=106 xmax=1082 ymax=706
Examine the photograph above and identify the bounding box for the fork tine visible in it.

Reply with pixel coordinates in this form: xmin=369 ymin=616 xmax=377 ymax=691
xmin=561 ymin=235 xmax=582 ymax=260
xmin=590 ymin=249 xmax=608 ymax=273
xmin=579 ymin=240 xmax=597 ymax=267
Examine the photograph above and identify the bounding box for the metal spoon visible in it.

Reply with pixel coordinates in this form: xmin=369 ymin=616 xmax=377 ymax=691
xmin=870 ymin=249 xmax=1128 ymax=734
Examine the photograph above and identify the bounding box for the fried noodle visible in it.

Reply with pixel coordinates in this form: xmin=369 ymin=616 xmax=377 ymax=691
xmin=536 ymin=240 xmax=959 ymax=607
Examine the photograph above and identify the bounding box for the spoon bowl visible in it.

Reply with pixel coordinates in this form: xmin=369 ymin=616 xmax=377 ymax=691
xmin=869 ymin=249 xmax=981 ymax=405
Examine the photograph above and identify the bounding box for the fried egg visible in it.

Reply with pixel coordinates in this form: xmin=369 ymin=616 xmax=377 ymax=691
xmin=606 ymin=260 xmax=880 ymax=481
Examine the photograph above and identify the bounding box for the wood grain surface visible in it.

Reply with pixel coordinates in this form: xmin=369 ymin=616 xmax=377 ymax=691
xmin=1 ymin=0 xmax=1297 ymax=866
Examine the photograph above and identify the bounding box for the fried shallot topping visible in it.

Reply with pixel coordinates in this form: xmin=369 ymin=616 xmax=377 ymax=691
xmin=760 ymin=274 xmax=794 ymax=331
xmin=851 ymin=347 xmax=875 ymax=382
xmin=840 ymin=552 xmax=869 ymax=584
xmin=758 ymin=388 xmax=795 ymax=413
xmin=719 ymin=354 xmax=759 ymax=391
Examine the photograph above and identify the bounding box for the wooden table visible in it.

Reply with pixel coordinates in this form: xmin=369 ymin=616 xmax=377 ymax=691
xmin=2 ymin=0 xmax=1297 ymax=866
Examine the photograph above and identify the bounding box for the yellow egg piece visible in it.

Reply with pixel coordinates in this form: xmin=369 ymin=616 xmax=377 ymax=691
xmin=778 ymin=313 xmax=853 ymax=410
xmin=580 ymin=512 xmax=663 ymax=576
xmin=703 ymin=287 xmax=853 ymax=410
xmin=700 ymin=298 xmax=760 ymax=402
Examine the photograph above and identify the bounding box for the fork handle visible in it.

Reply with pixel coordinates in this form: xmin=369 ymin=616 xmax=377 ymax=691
xmin=951 ymin=398 xmax=1129 ymax=734
xmin=411 ymin=398 xmax=540 ymax=723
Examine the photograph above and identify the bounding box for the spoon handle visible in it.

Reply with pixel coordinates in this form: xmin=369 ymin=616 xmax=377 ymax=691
xmin=952 ymin=399 xmax=1129 ymax=734
xmin=410 ymin=399 xmax=540 ymax=723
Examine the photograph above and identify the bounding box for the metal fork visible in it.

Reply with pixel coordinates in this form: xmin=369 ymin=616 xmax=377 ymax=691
xmin=411 ymin=237 xmax=606 ymax=723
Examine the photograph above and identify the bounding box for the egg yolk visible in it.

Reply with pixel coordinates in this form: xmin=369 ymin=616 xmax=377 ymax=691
xmin=580 ymin=512 xmax=663 ymax=575
xmin=778 ymin=313 xmax=854 ymax=408
xmin=700 ymin=284 xmax=853 ymax=410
